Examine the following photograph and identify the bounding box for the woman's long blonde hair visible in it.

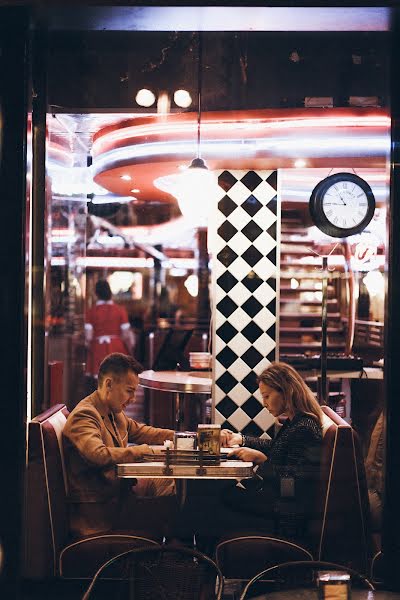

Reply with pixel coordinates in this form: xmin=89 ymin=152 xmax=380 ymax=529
xmin=258 ymin=361 xmax=323 ymax=424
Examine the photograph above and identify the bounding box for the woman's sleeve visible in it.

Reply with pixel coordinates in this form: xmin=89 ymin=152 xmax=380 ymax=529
xmin=258 ymin=424 xmax=321 ymax=481
xmin=243 ymin=435 xmax=272 ymax=453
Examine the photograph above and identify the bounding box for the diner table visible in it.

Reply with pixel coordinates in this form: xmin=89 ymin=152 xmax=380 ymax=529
xmin=139 ymin=369 xmax=212 ymax=430
xmin=117 ymin=447 xmax=253 ymax=506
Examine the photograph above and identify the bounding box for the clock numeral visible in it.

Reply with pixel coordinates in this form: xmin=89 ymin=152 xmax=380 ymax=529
xmin=342 ymin=219 xmax=347 ymax=227
xmin=358 ymin=211 xmax=365 ymax=217
xmin=359 ymin=203 xmax=367 ymax=206
xmin=326 ymin=209 xmax=333 ymax=217
xmin=343 ymin=183 xmax=347 ymax=189
xmin=357 ymin=194 xmax=365 ymax=198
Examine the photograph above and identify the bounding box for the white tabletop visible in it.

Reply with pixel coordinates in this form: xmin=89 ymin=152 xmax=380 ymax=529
xmin=139 ymin=370 xmax=212 ymax=394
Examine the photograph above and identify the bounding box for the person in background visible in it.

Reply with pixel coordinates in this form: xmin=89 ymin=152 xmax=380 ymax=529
xmin=63 ymin=353 xmax=176 ymax=537
xmin=221 ymin=361 xmax=323 ymax=538
xmin=85 ymin=279 xmax=136 ymax=379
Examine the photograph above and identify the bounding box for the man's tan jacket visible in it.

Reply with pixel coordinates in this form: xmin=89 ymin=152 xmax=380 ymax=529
xmin=62 ymin=391 xmax=174 ymax=535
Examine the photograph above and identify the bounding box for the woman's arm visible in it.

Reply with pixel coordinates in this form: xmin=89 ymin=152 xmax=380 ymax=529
xmin=258 ymin=422 xmax=322 ymax=481
xmin=242 ymin=435 xmax=272 ymax=453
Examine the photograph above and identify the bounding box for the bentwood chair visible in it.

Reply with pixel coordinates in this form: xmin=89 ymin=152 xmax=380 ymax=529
xmin=239 ymin=560 xmax=375 ymax=599
xmin=81 ymin=543 xmax=224 ymax=600
xmin=216 ymin=535 xmax=313 ymax=598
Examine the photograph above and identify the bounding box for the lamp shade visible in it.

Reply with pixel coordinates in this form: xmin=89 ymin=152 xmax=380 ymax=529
xmin=154 ymin=158 xmax=221 ymax=226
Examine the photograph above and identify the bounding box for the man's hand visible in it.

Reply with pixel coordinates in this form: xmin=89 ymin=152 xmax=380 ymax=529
xmin=228 ymin=447 xmax=267 ymax=465
xmin=221 ymin=429 xmax=242 ymax=447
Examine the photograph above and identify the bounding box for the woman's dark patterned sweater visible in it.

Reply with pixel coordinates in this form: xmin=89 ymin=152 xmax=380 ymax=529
xmin=243 ymin=412 xmax=322 ymax=488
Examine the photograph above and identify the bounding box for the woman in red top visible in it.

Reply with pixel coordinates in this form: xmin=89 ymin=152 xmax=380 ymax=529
xmin=85 ymin=280 xmax=135 ymax=377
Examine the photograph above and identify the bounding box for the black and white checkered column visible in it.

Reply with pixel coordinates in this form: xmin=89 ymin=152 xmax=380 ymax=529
xmin=211 ymin=170 xmax=280 ymax=437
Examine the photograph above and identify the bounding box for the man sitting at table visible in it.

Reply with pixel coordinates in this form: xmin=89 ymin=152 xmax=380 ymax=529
xmin=63 ymin=352 xmax=176 ymax=537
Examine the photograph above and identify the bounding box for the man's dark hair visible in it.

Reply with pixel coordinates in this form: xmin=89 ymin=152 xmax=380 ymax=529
xmin=95 ymin=279 xmax=112 ymax=301
xmin=98 ymin=353 xmax=144 ymax=384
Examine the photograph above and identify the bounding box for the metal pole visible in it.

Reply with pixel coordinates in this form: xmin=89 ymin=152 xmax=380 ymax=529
xmin=320 ymin=256 xmax=328 ymax=405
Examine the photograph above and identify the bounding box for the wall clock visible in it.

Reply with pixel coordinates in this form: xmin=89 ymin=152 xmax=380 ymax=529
xmin=309 ymin=172 xmax=375 ymax=238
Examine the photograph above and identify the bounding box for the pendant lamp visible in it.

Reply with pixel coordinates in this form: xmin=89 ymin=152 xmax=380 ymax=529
xmin=154 ymin=32 xmax=220 ymax=226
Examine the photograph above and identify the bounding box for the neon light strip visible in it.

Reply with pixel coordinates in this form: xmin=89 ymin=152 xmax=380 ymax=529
xmin=92 ymin=114 xmax=390 ymax=153
xmin=92 ymin=136 xmax=389 ymax=173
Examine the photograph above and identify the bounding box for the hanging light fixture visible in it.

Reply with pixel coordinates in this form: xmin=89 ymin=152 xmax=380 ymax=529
xmin=154 ymin=32 xmax=220 ymax=226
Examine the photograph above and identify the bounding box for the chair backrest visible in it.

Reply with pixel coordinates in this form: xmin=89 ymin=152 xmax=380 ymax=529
xmin=215 ymin=536 xmax=313 ymax=582
xmin=82 ymin=544 xmax=224 ymax=600
xmin=311 ymin=406 xmax=372 ymax=572
xmin=24 ymin=404 xmax=70 ymax=578
xmin=239 ymin=560 xmax=374 ymax=599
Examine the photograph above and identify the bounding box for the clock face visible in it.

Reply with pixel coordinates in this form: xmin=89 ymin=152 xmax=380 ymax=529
xmin=322 ymin=180 xmax=369 ymax=230
xmin=309 ymin=173 xmax=375 ymax=238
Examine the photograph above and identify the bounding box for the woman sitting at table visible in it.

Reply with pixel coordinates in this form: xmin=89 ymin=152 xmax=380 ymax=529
xmin=221 ymin=361 xmax=323 ymax=538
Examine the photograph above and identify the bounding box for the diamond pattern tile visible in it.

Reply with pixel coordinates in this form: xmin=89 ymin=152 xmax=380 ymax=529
xmin=216 ymin=321 xmax=239 ymax=344
xmin=241 ymin=220 xmax=263 ymax=242
xmin=216 ymin=296 xmax=238 ymax=318
xmin=266 ymin=171 xmax=278 ymax=189
xmin=218 ymin=195 xmax=237 ymax=218
xmin=241 ymin=371 xmax=259 ymax=394
xmin=241 ymin=246 xmax=263 ymax=268
xmin=241 ymin=321 xmax=263 ymax=343
xmin=242 ymin=346 xmax=264 ymax=369
xmin=218 ymin=221 xmax=238 ymax=243
xmin=212 ymin=169 xmax=279 ymax=434
xmin=217 ymin=396 xmax=238 ymax=419
xmin=216 ymin=371 xmax=238 ymax=394
xmin=227 ymin=357 xmax=252 ymax=383
xmin=229 ymin=407 xmax=252 ymax=431
xmin=241 ymin=170 xmax=263 ymax=191
xmin=241 ymin=195 xmax=263 ymax=217
xmin=229 ymin=231 xmax=253 ymax=257
xmin=228 ymin=332 xmax=252 ymax=357
xmin=241 ymin=271 xmax=263 ymax=293
xmin=241 ymin=296 xmax=263 ymax=318
xmin=218 ymin=170 xmax=238 ymax=192
xmin=230 ymin=382 xmax=254 ymax=407
xmin=242 ymin=396 xmax=264 ymax=419
xmin=253 ymin=409 xmax=275 ymax=431
xmin=216 ymin=271 xmax=239 ymax=294
xmin=227 ymin=282 xmax=251 ymax=307
xmin=217 ymin=245 xmax=238 ymax=268
xmin=216 ymin=346 xmax=239 ymax=369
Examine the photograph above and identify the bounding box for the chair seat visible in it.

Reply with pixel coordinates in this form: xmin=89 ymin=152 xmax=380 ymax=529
xmin=60 ymin=532 xmax=159 ymax=578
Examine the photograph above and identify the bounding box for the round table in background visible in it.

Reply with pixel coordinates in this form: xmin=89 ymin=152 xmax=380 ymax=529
xmin=139 ymin=370 xmax=212 ymax=430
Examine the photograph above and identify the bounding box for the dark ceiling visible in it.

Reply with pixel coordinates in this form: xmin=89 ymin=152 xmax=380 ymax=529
xmin=47 ymin=31 xmax=389 ymax=112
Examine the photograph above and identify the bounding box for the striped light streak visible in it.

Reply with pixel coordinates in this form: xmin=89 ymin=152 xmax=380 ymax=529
xmin=92 ymin=135 xmax=389 ymax=174
xmin=92 ymin=114 xmax=390 ymax=155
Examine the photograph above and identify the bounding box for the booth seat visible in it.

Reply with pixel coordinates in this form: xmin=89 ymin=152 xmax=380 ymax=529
xmin=23 ymin=404 xmax=162 ymax=580
xmin=216 ymin=406 xmax=373 ymax=578
xmin=309 ymin=405 xmax=372 ymax=571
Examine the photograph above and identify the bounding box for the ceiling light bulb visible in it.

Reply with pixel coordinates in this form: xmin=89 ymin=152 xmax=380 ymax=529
xmin=130 ymin=188 xmax=140 ymax=193
xmin=120 ymin=174 xmax=132 ymax=181
xmin=294 ymin=159 xmax=307 ymax=168
xmin=135 ymin=89 xmax=156 ymax=107
xmin=174 ymin=89 xmax=192 ymax=108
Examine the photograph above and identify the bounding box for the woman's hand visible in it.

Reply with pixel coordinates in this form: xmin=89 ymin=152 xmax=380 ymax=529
xmin=228 ymin=448 xmax=267 ymax=465
xmin=221 ymin=429 xmax=243 ymax=447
